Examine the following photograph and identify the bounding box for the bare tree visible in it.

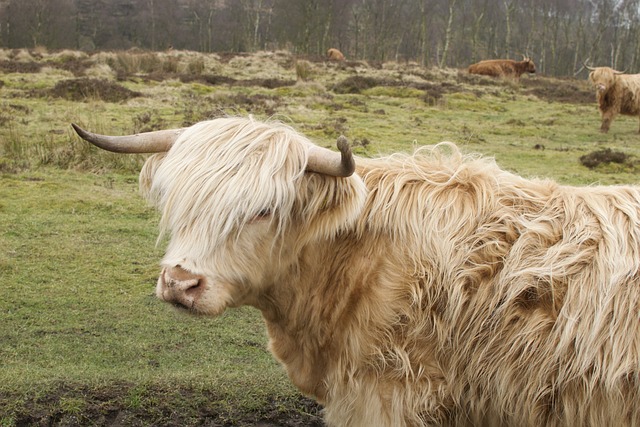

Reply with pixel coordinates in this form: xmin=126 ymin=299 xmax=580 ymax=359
xmin=246 ymin=0 xmax=274 ymax=50
xmin=2 ymin=0 xmax=640 ymax=77
xmin=439 ymin=0 xmax=457 ymax=67
xmin=418 ymin=0 xmax=435 ymax=65
xmin=502 ymin=0 xmax=515 ymax=57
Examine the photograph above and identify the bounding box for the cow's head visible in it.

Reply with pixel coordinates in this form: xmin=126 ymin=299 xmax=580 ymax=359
xmin=73 ymin=118 xmax=367 ymax=316
xmin=587 ymin=66 xmax=624 ymax=93
xmin=522 ymin=57 xmax=536 ymax=74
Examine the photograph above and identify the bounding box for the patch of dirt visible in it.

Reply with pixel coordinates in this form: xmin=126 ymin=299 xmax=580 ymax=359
xmin=179 ymin=92 xmax=285 ymax=124
xmin=166 ymin=73 xmax=296 ymax=89
xmin=0 ymin=60 xmax=42 ymax=73
xmin=50 ymin=58 xmax=95 ymax=76
xmin=1 ymin=383 xmax=324 ymax=427
xmin=456 ymin=71 xmax=595 ymax=104
xmin=579 ymin=148 xmax=630 ymax=169
xmin=187 ymin=74 xmax=237 ymax=85
xmin=331 ymin=76 xmax=384 ymax=94
xmin=521 ymin=77 xmax=594 ymax=104
xmin=44 ymin=78 xmax=142 ymax=102
xmin=239 ymin=78 xmax=296 ymax=89
xmin=224 ymin=93 xmax=281 ymax=115
xmin=419 ymin=82 xmax=448 ymax=104
xmin=332 ymin=74 xmax=476 ymax=102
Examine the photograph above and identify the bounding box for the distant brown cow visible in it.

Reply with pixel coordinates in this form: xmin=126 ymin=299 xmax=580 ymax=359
xmin=327 ymin=48 xmax=345 ymax=61
xmin=587 ymin=66 xmax=640 ymax=133
xmin=468 ymin=57 xmax=536 ymax=79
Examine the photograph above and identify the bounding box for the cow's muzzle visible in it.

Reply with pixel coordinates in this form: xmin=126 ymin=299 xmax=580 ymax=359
xmin=157 ymin=265 xmax=206 ymax=309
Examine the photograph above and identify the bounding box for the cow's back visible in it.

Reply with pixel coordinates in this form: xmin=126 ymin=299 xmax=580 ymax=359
xmin=468 ymin=60 xmax=515 ymax=77
xmin=344 ymin=151 xmax=640 ymax=426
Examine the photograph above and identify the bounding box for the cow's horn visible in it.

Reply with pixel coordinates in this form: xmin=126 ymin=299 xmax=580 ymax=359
xmin=582 ymin=59 xmax=596 ymax=71
xmin=71 ymin=123 xmax=185 ymax=153
xmin=306 ymin=135 xmax=355 ymax=177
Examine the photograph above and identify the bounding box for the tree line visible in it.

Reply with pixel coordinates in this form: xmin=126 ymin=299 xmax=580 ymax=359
xmin=0 ymin=0 xmax=637 ymax=76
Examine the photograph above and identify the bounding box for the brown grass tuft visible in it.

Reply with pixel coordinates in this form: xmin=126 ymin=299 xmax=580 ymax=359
xmin=45 ymin=78 xmax=142 ymax=102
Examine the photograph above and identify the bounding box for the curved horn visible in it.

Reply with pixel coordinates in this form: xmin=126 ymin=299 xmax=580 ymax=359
xmin=614 ymin=69 xmax=626 ymax=75
xmin=306 ymin=135 xmax=355 ymax=177
xmin=520 ymin=51 xmax=533 ymax=61
xmin=582 ymin=59 xmax=596 ymax=71
xmin=71 ymin=123 xmax=185 ymax=153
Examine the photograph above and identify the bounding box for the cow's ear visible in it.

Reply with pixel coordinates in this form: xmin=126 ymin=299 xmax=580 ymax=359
xmin=293 ymin=171 xmax=367 ymax=241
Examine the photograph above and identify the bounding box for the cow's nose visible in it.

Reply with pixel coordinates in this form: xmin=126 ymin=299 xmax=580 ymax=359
xmin=158 ymin=265 xmax=205 ymax=309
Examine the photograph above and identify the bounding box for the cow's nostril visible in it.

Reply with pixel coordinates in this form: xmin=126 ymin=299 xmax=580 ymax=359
xmin=184 ymin=279 xmax=202 ymax=294
xmin=158 ymin=266 xmax=206 ymax=309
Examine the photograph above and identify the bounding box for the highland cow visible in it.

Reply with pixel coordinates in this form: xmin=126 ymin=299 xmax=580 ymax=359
xmin=327 ymin=48 xmax=345 ymax=61
xmin=468 ymin=57 xmax=536 ymax=79
xmin=73 ymin=117 xmax=640 ymax=426
xmin=587 ymin=66 xmax=640 ymax=133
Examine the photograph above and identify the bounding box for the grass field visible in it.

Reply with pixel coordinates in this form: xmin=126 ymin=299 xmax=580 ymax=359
xmin=2 ymin=48 xmax=640 ymax=426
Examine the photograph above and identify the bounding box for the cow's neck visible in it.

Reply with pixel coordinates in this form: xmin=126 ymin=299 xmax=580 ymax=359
xmin=254 ymin=232 xmax=395 ymax=402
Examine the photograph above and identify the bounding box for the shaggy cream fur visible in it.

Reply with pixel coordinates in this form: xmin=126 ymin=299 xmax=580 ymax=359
xmin=140 ymin=117 xmax=640 ymax=426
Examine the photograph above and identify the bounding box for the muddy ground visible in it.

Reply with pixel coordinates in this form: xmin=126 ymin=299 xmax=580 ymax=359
xmin=3 ymin=383 xmax=324 ymax=427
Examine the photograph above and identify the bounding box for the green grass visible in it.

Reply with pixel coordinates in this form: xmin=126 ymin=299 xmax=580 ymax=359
xmin=0 ymin=170 xmax=306 ymax=425
xmin=1 ymin=48 xmax=640 ymax=425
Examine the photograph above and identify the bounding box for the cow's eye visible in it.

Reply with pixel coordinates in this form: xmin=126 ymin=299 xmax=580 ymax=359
xmin=254 ymin=209 xmax=271 ymax=220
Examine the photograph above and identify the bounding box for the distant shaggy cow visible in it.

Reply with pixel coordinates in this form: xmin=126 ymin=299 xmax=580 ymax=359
xmin=587 ymin=66 xmax=640 ymax=133
xmin=73 ymin=117 xmax=640 ymax=426
xmin=468 ymin=57 xmax=536 ymax=79
xmin=327 ymin=48 xmax=345 ymax=61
